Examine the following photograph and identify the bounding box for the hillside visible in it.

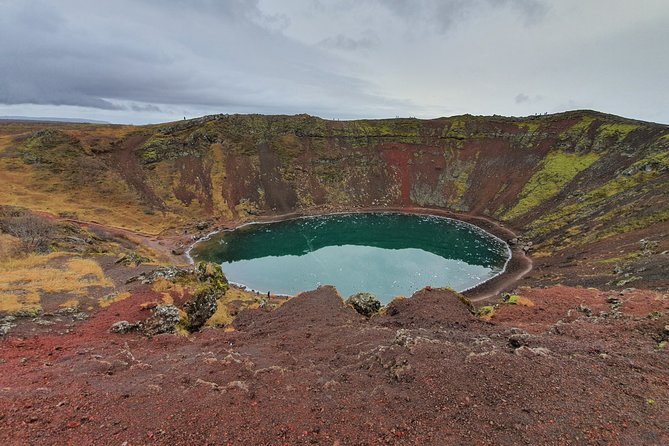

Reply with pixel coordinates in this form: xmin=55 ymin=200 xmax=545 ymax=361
xmin=1 ymin=110 xmax=667 ymax=289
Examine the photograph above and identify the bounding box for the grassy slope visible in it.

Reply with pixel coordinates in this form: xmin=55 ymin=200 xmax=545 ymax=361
xmin=0 ymin=111 xmax=667 ymax=254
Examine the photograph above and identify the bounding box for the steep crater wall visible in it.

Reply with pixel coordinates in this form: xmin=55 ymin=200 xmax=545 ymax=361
xmin=1 ymin=111 xmax=667 ymax=290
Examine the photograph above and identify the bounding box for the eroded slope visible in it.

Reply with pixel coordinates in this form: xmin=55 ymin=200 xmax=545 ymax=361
xmin=1 ymin=111 xmax=666 ymax=289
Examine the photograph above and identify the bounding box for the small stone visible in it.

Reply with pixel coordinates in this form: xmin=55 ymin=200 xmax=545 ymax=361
xmin=606 ymin=296 xmax=622 ymax=305
xmin=577 ymin=304 xmax=593 ymax=317
xmin=508 ymin=333 xmax=530 ymax=349
xmin=394 ymin=329 xmax=414 ymax=347
xmin=110 ymin=321 xmax=139 ymax=334
xmin=346 ymin=292 xmax=381 ymax=318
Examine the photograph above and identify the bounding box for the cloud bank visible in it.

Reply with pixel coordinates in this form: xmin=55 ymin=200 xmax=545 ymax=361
xmin=0 ymin=0 xmax=667 ymax=123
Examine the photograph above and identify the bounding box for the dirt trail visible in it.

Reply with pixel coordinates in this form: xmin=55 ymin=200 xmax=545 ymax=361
xmin=33 ymin=210 xmax=189 ymax=264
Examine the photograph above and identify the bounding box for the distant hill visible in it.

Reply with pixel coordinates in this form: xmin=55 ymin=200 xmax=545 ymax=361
xmin=0 ymin=115 xmax=111 ymax=124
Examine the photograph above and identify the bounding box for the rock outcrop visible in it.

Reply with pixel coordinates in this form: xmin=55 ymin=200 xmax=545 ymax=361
xmin=143 ymin=305 xmax=181 ymax=336
xmin=346 ymin=292 xmax=381 ymax=317
xmin=184 ymin=262 xmax=229 ymax=332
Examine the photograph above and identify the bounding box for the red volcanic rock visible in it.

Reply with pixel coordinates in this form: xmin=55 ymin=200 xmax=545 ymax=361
xmin=379 ymin=287 xmax=476 ymax=328
xmin=1 ymin=285 xmax=669 ymax=444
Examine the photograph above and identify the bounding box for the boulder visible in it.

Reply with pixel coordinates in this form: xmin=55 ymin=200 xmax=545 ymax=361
xmin=0 ymin=316 xmax=16 ymax=336
xmin=196 ymin=262 xmax=229 ymax=291
xmin=184 ymin=286 xmax=219 ymax=332
xmin=346 ymin=292 xmax=381 ymax=318
xmin=143 ymin=305 xmax=181 ymax=336
xmin=110 ymin=320 xmax=140 ymax=334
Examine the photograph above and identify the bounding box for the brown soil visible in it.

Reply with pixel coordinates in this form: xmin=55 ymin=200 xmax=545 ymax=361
xmin=1 ymin=286 xmax=668 ymax=445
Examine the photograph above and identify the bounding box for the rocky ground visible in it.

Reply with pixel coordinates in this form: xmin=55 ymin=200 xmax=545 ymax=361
xmin=1 ymin=283 xmax=668 ymax=445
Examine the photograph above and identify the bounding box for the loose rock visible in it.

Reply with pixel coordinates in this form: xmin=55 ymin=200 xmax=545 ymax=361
xmin=346 ymin=292 xmax=381 ymax=318
xmin=184 ymin=287 xmax=219 ymax=332
xmin=143 ymin=305 xmax=181 ymax=336
xmin=110 ymin=321 xmax=140 ymax=334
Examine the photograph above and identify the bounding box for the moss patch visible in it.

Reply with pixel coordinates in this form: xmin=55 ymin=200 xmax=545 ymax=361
xmin=477 ymin=305 xmax=496 ymax=321
xmin=504 ymin=151 xmax=600 ymax=220
xmin=597 ymin=123 xmax=640 ymax=141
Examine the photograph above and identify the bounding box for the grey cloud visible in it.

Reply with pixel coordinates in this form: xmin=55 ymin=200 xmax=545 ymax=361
xmin=515 ymin=93 xmax=544 ymax=105
xmin=489 ymin=0 xmax=548 ymax=22
xmin=319 ymin=34 xmax=377 ymax=51
xmin=378 ymin=0 xmax=547 ymax=32
xmin=0 ymin=0 xmax=406 ymax=116
xmin=0 ymin=0 xmax=667 ymax=125
xmin=130 ymin=103 xmax=164 ymax=113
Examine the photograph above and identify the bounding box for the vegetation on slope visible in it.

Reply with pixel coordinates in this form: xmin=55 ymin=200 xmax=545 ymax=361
xmin=0 ymin=111 xmax=667 ymax=285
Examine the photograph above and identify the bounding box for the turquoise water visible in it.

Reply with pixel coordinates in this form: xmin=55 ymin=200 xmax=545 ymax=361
xmin=190 ymin=213 xmax=509 ymax=304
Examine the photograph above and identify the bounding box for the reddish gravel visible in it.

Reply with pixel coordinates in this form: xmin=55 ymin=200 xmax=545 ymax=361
xmin=2 ymin=285 xmax=668 ymax=445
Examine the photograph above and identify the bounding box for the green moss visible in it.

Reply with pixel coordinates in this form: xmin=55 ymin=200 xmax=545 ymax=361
xmin=530 ymin=173 xmax=658 ymax=237
xmin=598 ymin=208 xmax=669 ymax=238
xmin=19 ymin=129 xmax=83 ymax=166
xmin=517 ymin=122 xmax=541 ymax=133
xmin=593 ymin=253 xmax=641 ymax=265
xmin=477 ymin=305 xmax=496 ymax=320
xmin=648 ymin=311 xmax=663 ymax=320
xmin=441 ymin=156 xmax=475 ymax=210
xmin=448 ymin=169 xmax=471 ymax=207
xmin=504 ymin=295 xmax=520 ymax=304
xmin=442 ymin=120 xmax=467 ymax=139
xmin=559 ymin=116 xmax=596 ymax=141
xmin=597 ymin=123 xmax=640 ymax=141
xmin=195 ymin=261 xmax=229 ymax=291
xmin=528 ymin=150 xmax=668 ymax=239
xmin=331 ymin=119 xmax=422 ymax=138
xmin=504 ymin=150 xmax=600 ymax=220
xmin=567 ymin=206 xmax=669 ymax=248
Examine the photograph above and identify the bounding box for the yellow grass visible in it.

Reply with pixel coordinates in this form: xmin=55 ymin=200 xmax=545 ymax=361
xmin=0 ymin=253 xmax=114 ymax=314
xmin=151 ymin=278 xmax=184 ymax=305
xmin=0 ymin=124 xmax=178 ymax=234
xmin=205 ymin=288 xmax=260 ymax=327
xmin=0 ymin=157 xmax=176 ymax=234
xmin=67 ymin=258 xmax=111 ymax=284
xmin=59 ymin=298 xmax=80 ymax=309
xmin=0 ymin=234 xmax=22 ymax=261
xmin=0 ymin=291 xmax=41 ymax=313
xmin=514 ymin=296 xmax=535 ymax=307
xmin=0 ymin=252 xmax=68 ymax=271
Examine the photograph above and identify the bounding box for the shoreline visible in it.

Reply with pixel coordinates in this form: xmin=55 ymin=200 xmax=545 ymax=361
xmin=186 ymin=206 xmax=533 ymax=305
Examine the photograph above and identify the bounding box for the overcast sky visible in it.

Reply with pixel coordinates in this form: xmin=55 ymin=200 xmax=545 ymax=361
xmin=0 ymin=0 xmax=667 ymax=124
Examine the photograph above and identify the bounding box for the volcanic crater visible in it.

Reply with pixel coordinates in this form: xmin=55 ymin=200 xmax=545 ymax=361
xmin=0 ymin=110 xmax=668 ymax=445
